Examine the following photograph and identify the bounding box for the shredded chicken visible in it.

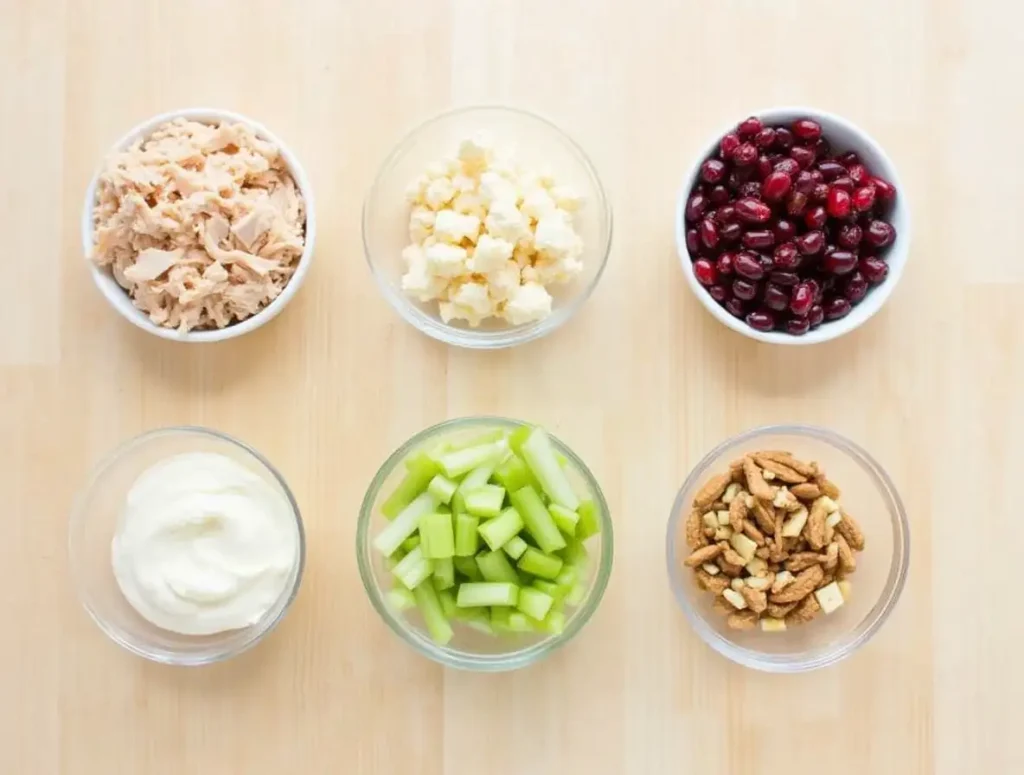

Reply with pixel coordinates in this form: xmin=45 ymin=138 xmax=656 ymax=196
xmin=91 ymin=118 xmax=306 ymax=332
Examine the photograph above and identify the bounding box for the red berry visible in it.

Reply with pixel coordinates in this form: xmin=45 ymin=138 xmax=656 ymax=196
xmin=716 ymin=252 xmax=736 ymax=275
xmin=790 ymin=283 xmax=814 ymax=316
xmin=831 ymin=176 xmax=855 ymax=193
xmin=785 ymin=191 xmax=809 ymax=216
xmin=700 ymin=159 xmax=727 ymax=184
xmin=786 ymin=317 xmax=810 ymax=335
xmin=852 ymin=186 xmax=876 ymax=212
xmin=709 ymin=184 xmax=730 ymax=205
xmin=817 ymin=160 xmax=846 ymax=180
xmin=693 ymin=258 xmax=718 ymax=286
xmin=725 ymin=298 xmax=746 ymax=318
xmin=720 ymin=222 xmax=742 ymax=242
xmin=708 ymin=284 xmax=729 ymax=303
xmin=827 ymin=187 xmax=852 ymax=218
xmin=773 ymin=242 xmax=801 ymax=269
xmin=843 ymin=271 xmax=869 ymax=303
xmin=774 ymin=219 xmax=797 ymax=242
xmin=763 ymin=283 xmax=789 ymax=312
xmin=732 ymin=143 xmax=758 ymax=166
xmin=796 ymin=230 xmax=825 ymax=255
xmin=808 ymin=304 xmax=825 ymax=328
xmin=685 ymin=228 xmax=699 ymax=255
xmin=824 ymin=297 xmax=852 ymax=320
xmin=754 ymin=127 xmax=776 ymax=148
xmin=774 ymin=128 xmax=794 ymax=149
xmin=837 ymin=224 xmax=863 ymax=249
xmin=823 ymin=250 xmax=858 ymax=275
xmin=790 ymin=146 xmax=816 ymax=168
xmin=738 ymin=117 xmax=763 ymax=138
xmin=700 ymin=218 xmax=720 ymax=249
xmin=859 ymin=256 xmax=889 ymax=284
xmin=762 ymin=171 xmax=792 ymax=202
xmin=742 ymin=230 xmax=775 ymax=250
xmin=733 ymin=252 xmax=765 ymax=280
xmin=732 ymin=278 xmax=759 ymax=300
xmin=735 ymin=197 xmax=772 ymax=223
xmin=864 ymin=220 xmax=896 ymax=248
xmin=847 ymin=163 xmax=869 ymax=186
xmin=745 ymin=310 xmax=776 ymax=331
xmin=804 ymin=205 xmax=827 ymax=230
xmin=774 ymin=158 xmax=800 ymax=177
xmin=792 ymin=118 xmax=822 ymax=141
xmin=870 ymin=176 xmax=897 ymax=203
xmin=720 ymin=133 xmax=741 ymax=158
xmin=685 ymin=193 xmax=707 ymax=222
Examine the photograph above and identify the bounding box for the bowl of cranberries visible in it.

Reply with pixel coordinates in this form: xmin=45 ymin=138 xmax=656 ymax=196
xmin=676 ymin=108 xmax=909 ymax=343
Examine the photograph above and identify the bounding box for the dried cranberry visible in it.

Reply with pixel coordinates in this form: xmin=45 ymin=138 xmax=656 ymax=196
xmin=852 ymin=186 xmax=876 ymax=212
xmin=742 ymin=230 xmax=775 ymax=250
xmin=763 ymin=283 xmax=789 ymax=312
xmin=774 ymin=127 xmax=794 ymax=149
xmin=735 ymin=197 xmax=772 ymax=223
xmin=797 ymin=230 xmax=825 ymax=255
xmin=837 ymin=224 xmax=863 ymax=249
xmin=732 ymin=278 xmax=759 ymax=300
xmin=773 ymin=219 xmax=797 ymax=243
xmin=733 ymin=143 xmax=758 ymax=166
xmin=792 ymin=119 xmax=822 ymax=141
xmin=870 ymin=176 xmax=897 ymax=203
xmin=708 ymin=284 xmax=729 ymax=303
xmin=738 ymin=117 xmax=763 ymax=138
xmin=762 ymin=171 xmax=792 ymax=201
xmin=745 ymin=310 xmax=775 ymax=331
xmin=843 ymin=272 xmax=869 ymax=303
xmin=709 ymin=185 xmax=730 ymax=205
xmin=838 ymin=151 xmax=861 ymax=168
xmin=715 ymin=204 xmax=737 ymax=223
xmin=720 ymin=222 xmax=742 ymax=242
xmin=756 ymin=156 xmax=773 ymax=179
xmin=793 ymin=170 xmax=816 ymax=194
xmin=770 ymin=270 xmax=800 ymax=286
xmin=817 ymin=160 xmax=846 ymax=180
xmin=685 ymin=193 xmax=707 ymax=222
xmin=725 ymin=298 xmax=746 ymax=318
xmin=790 ymin=283 xmax=814 ymax=317
xmin=716 ymin=252 xmax=736 ymax=275
xmin=808 ymin=304 xmax=825 ymax=328
xmin=859 ymin=256 xmax=889 ymax=284
xmin=786 ymin=191 xmax=809 ymax=216
xmin=831 ymin=176 xmax=855 ymax=193
xmin=733 ymin=252 xmax=765 ymax=281
xmin=804 ymin=206 xmax=827 ymax=230
xmin=811 ymin=183 xmax=830 ymax=202
xmin=824 ymin=297 xmax=852 ymax=320
xmin=806 ymin=278 xmax=821 ymax=302
xmin=847 ymin=163 xmax=869 ymax=186
xmin=786 ymin=317 xmax=810 ymax=335
xmin=827 ymin=187 xmax=852 ymax=218
xmin=739 ymin=182 xmax=762 ymax=199
xmin=773 ymin=242 xmax=801 ymax=269
xmin=864 ymin=220 xmax=896 ymax=248
xmin=813 ymin=137 xmax=832 ymax=158
xmin=790 ymin=146 xmax=816 ymax=168
xmin=686 ymin=229 xmax=700 ymax=254
xmin=774 ymin=157 xmax=800 ymax=177
xmin=720 ymin=133 xmax=741 ymax=159
xmin=700 ymin=159 xmax=727 ymax=184
xmin=823 ymin=249 xmax=858 ymax=275
xmin=754 ymin=127 xmax=776 ymax=148
xmin=700 ymin=218 xmax=720 ymax=249
xmin=693 ymin=258 xmax=718 ymax=286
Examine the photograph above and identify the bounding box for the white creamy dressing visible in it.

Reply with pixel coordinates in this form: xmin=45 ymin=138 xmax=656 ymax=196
xmin=111 ymin=452 xmax=298 ymax=636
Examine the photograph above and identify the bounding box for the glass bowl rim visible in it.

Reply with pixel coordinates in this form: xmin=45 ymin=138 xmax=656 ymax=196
xmin=356 ymin=416 xmax=614 ymax=671
xmin=664 ymin=423 xmax=910 ymax=673
xmin=361 ymin=104 xmax=614 ymax=350
xmin=67 ymin=425 xmax=307 ymax=666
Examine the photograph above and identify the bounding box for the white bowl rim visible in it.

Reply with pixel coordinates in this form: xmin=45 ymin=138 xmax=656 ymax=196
xmin=80 ymin=107 xmax=317 ymax=343
xmin=675 ymin=106 xmax=911 ymax=345
xmin=361 ymin=104 xmax=613 ymax=350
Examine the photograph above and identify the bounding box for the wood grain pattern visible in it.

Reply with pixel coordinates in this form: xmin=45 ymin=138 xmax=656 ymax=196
xmin=0 ymin=0 xmax=1020 ymax=772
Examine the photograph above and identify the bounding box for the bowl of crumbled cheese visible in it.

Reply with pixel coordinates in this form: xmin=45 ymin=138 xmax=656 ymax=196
xmin=82 ymin=108 xmax=316 ymax=341
xmin=362 ymin=106 xmax=612 ymax=348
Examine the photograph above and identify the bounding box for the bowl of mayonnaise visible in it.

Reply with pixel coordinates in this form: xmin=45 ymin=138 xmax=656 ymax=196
xmin=68 ymin=427 xmax=305 ymax=665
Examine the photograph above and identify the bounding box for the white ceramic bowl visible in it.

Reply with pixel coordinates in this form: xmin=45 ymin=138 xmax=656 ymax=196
xmin=675 ymin=107 xmax=910 ymax=345
xmin=81 ymin=108 xmax=317 ymax=343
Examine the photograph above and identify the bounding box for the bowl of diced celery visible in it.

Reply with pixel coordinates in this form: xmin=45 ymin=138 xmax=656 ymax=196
xmin=357 ymin=417 xmax=613 ymax=671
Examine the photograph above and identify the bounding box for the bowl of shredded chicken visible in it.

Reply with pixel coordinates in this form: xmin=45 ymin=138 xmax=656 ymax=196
xmin=83 ymin=109 xmax=315 ymax=340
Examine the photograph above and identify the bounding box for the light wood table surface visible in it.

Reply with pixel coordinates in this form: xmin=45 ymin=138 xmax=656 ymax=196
xmin=1 ymin=0 xmax=1019 ymax=773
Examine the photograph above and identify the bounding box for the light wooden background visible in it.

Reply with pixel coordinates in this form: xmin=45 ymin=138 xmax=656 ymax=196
xmin=1 ymin=0 xmax=1019 ymax=773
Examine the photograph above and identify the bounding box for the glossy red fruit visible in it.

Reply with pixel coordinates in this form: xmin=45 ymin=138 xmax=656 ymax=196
xmin=738 ymin=117 xmax=763 ymax=138
xmin=824 ymin=297 xmax=852 ymax=320
xmin=735 ymin=197 xmax=772 ymax=223
xmin=685 ymin=193 xmax=707 ymax=222
xmin=763 ymin=283 xmax=789 ymax=312
xmin=811 ymin=183 xmax=830 ymax=202
xmin=790 ymin=282 xmax=814 ymax=316
xmin=827 ymin=187 xmax=852 ymax=218
xmin=720 ymin=222 xmax=742 ymax=242
xmin=793 ymin=170 xmax=816 ymax=194
xmin=733 ymin=143 xmax=758 ymax=166
xmin=790 ymin=146 xmax=816 ymax=168
xmin=774 ymin=127 xmax=794 ymax=149
xmin=774 ymin=219 xmax=797 ymax=243
xmin=733 ymin=252 xmax=765 ymax=281
xmin=843 ymin=272 xmax=869 ymax=303
xmin=685 ymin=228 xmax=699 ymax=254
xmin=708 ymin=284 xmax=729 ymax=303
xmin=693 ymin=258 xmax=718 ymax=286
xmin=739 ymin=182 xmax=762 ymax=199
xmin=732 ymin=278 xmax=759 ymax=300
xmin=792 ymin=118 xmax=822 ymax=141
xmin=864 ymin=220 xmax=896 ymax=247
xmin=838 ymin=151 xmax=861 ymax=168
xmin=806 ymin=278 xmax=822 ymax=302
xmin=725 ymin=298 xmax=746 ymax=318
xmin=709 ymin=184 xmax=730 ymax=205
xmin=808 ymin=304 xmax=825 ymax=328
xmin=715 ymin=204 xmax=737 ymax=223
xmin=720 ymin=133 xmax=741 ymax=159
xmin=837 ymin=224 xmax=863 ymax=249
xmin=745 ymin=310 xmax=775 ymax=331
xmin=870 ymin=176 xmax=897 ymax=203
xmin=762 ymin=171 xmax=792 ymax=201
xmin=754 ymin=127 xmax=776 ymax=148
xmin=786 ymin=191 xmax=809 ymax=216
xmin=804 ymin=205 xmax=827 ymax=229
xmin=774 ymin=157 xmax=800 ymax=177
xmin=831 ymin=176 xmax=855 ymax=193
xmin=817 ymin=160 xmax=846 ymax=180
xmin=823 ymin=249 xmax=858 ymax=275
xmin=770 ymin=270 xmax=800 ymax=286
xmin=796 ymin=230 xmax=825 ymax=255
xmin=716 ymin=252 xmax=736 ymax=275
xmin=859 ymin=256 xmax=889 ymax=284
xmin=701 ymin=158 xmax=727 ymax=184
xmin=852 ymin=186 xmax=876 ymax=212
xmin=786 ymin=317 xmax=810 ymax=335
xmin=742 ymin=230 xmax=775 ymax=250
xmin=700 ymin=218 xmax=720 ymax=249
xmin=847 ymin=163 xmax=869 ymax=186
xmin=756 ymin=156 xmax=773 ymax=179
xmin=773 ymin=242 xmax=801 ymax=269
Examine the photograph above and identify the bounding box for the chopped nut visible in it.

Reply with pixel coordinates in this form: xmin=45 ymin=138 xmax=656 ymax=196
xmin=694 ymin=473 xmax=731 ymax=510
xmin=744 ymin=557 xmax=768 ymax=577
xmin=755 ymin=546 xmax=771 ymax=560
xmin=740 ymin=585 xmax=768 ymax=613
xmin=713 ymin=526 xmax=733 ymax=541
xmin=701 ymin=562 xmax=721 ymax=576
xmin=751 ymin=499 xmax=776 ymax=535
xmin=702 ymin=511 xmax=718 ymax=529
xmin=712 ymin=595 xmax=734 ymax=616
xmin=742 ymin=520 xmax=766 ymax=546
xmin=762 ymin=469 xmax=777 ymax=480
xmin=730 ymin=577 xmax=746 ymax=592
xmin=760 ymin=617 xmax=787 ymax=633
xmin=717 ymin=557 xmax=744 ymax=577
xmin=754 ymin=451 xmax=818 ymax=478
xmin=684 ymin=543 xmax=724 ymax=567
xmin=817 ymin=496 xmax=839 ymax=514
xmin=823 ymin=541 xmax=840 ymax=571
xmin=685 ymin=509 xmax=706 ymax=548
xmin=723 ymin=588 xmax=748 ymax=610
xmin=753 ymin=455 xmax=808 ymax=483
xmin=728 ymin=458 xmax=746 ymax=481
xmin=785 ymin=552 xmax=825 ymax=572
xmin=745 ymin=576 xmax=771 ymax=591
xmin=806 ymin=498 xmax=829 ymax=550
xmin=814 ymin=581 xmax=845 ymax=614
xmin=817 ymin=476 xmax=841 ymax=499
xmin=825 ymin=510 xmax=843 ymax=529
xmin=728 ymin=497 xmax=748 ymax=533
xmin=836 ymin=534 xmax=857 ymax=573
xmin=729 ymin=533 xmax=758 ymax=562
xmin=767 ymin=601 xmax=798 ymax=619
xmin=836 ymin=509 xmax=865 ymax=550
xmin=786 ymin=593 xmax=821 ymax=624
xmin=727 ymin=610 xmax=759 ymax=630
xmin=703 ymin=526 xmax=716 ymax=538
xmin=697 ymin=569 xmax=730 ymax=595
xmin=722 ymin=482 xmax=743 ymax=504
xmin=743 ymin=493 xmax=755 ymax=509
xmin=780 ymin=506 xmax=809 ymax=538
xmin=790 ymin=482 xmax=823 ymax=500
xmin=744 ymin=457 xmax=777 ymax=501
xmin=770 ymin=564 xmax=825 ymax=604
xmin=773 ymin=487 xmax=800 ymax=511
xmin=721 ymin=543 xmax=748 ymax=567
xmin=771 ymin=570 xmax=795 ymax=594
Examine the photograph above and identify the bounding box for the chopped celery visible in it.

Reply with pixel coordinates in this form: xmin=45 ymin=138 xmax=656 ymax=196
xmin=517 ymin=547 xmax=564 ymax=580
xmin=454 ymin=513 xmax=480 ymax=557
xmin=387 ymin=587 xmax=416 ymax=612
xmin=477 ymin=506 xmax=524 ymax=551
xmin=465 ymin=616 xmax=495 ymax=635
xmin=413 ymin=582 xmax=453 ymax=645
xmin=503 ymin=534 xmax=529 ymax=560
xmin=561 ymin=538 xmax=590 ymax=568
xmin=438 ymin=439 xmax=508 ymax=479
xmin=446 ymin=428 xmax=507 ymax=452
xmin=556 ymin=567 xmax=578 ymax=587
xmin=509 ymin=486 xmax=566 ymax=554
xmin=492 ymin=453 xmax=540 ymax=494
xmin=453 ymin=556 xmax=483 ymax=580
xmin=374 ymin=492 xmax=437 ymax=556
xmin=475 ymin=550 xmax=521 ymax=584
xmin=452 ymin=463 xmax=495 ymax=514
xmin=520 ymin=427 xmax=579 ymax=510
xmin=419 ymin=512 xmax=455 ymax=559
xmin=576 ymin=499 xmax=601 ymax=539
xmin=507 ymin=612 xmax=535 ymax=632
xmin=490 ymin=606 xmax=514 ymax=632
xmin=464 ymin=484 xmax=507 ymax=518
xmin=532 ymin=579 xmax=566 ymax=603
xmin=385 ymin=549 xmax=405 ymax=570
xmin=566 ymin=581 xmax=587 ymax=606
xmin=432 ymin=557 xmax=455 ymax=590
xmin=516 ymin=587 xmax=554 ymax=621
xmin=542 ymin=609 xmax=566 ymax=635
xmin=427 ymin=474 xmax=458 ymax=505
xmin=548 ymin=503 xmax=579 ymax=536
xmin=392 ymin=546 xmax=433 ymax=589
xmin=438 ymin=588 xmax=457 ymax=617
xmin=508 ymin=426 xmax=531 ymax=457
xmin=382 ymin=452 xmax=441 ymax=518
xmin=400 ymin=535 xmax=421 ymax=552
xmin=457 ymin=582 xmax=519 ymax=608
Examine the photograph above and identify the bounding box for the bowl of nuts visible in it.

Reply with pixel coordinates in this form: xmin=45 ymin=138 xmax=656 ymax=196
xmin=676 ymin=108 xmax=910 ymax=343
xmin=666 ymin=425 xmax=909 ymax=672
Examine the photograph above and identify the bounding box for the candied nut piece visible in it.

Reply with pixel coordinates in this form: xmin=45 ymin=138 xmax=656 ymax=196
xmin=771 ymin=570 xmax=795 ymax=594
xmin=728 ymin=458 xmax=746 ymax=481
xmin=727 ymin=609 xmax=759 ymax=630
xmin=773 ymin=487 xmax=801 ymax=511
xmin=753 ymin=455 xmax=808 ymax=484
xmin=728 ymin=496 xmax=748 ymax=533
xmin=836 ymin=534 xmax=857 ymax=573
xmin=717 ymin=557 xmax=744 ymax=577
xmin=790 ymin=482 xmax=823 ymax=500
xmin=720 ymin=543 xmax=747 ymax=568
xmin=750 ymin=498 xmax=777 ymax=535
xmin=780 ymin=505 xmax=809 ymax=537
xmin=723 ymin=588 xmax=748 ymax=610
xmin=767 ymin=601 xmax=798 ymax=619
xmin=785 ymin=552 xmax=825 ymax=572
xmin=722 ymin=482 xmax=743 ymax=504
xmin=806 ymin=498 xmax=829 ymax=550
xmin=686 ymin=509 xmax=708 ymax=549
xmin=770 ymin=564 xmax=825 ymax=604
xmin=740 ymin=585 xmax=768 ymax=613
xmin=697 ymin=568 xmax=731 ymax=595
xmin=786 ymin=593 xmax=821 ymax=625
xmin=744 ymin=457 xmax=777 ymax=501
xmin=742 ymin=520 xmax=766 ymax=546
xmin=817 ymin=475 xmax=841 ymax=499
xmin=824 ymin=541 xmax=840 ymax=571
xmin=694 ymin=473 xmax=731 ymax=510
xmin=836 ymin=508 xmax=865 ymax=550
xmin=712 ymin=595 xmax=734 ymax=616
xmin=754 ymin=451 xmax=818 ymax=478
xmin=684 ymin=543 xmax=724 ymax=567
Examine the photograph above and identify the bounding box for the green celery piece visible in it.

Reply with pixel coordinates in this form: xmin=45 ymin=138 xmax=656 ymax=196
xmin=464 ymin=484 xmax=507 ymax=519
xmin=548 ymin=503 xmax=579 ymax=537
xmin=438 ymin=439 xmax=508 ymax=479
xmin=566 ymin=581 xmax=587 ymax=606
xmin=456 ymin=582 xmax=520 ymax=608
xmin=475 ymin=550 xmax=521 ymax=584
xmin=556 ymin=567 xmax=578 ymax=587
xmin=503 ymin=534 xmax=529 ymax=560
xmin=532 ymin=579 xmax=566 ymax=603
xmin=386 ymin=587 xmax=416 ymax=612
xmin=465 ymin=616 xmax=496 ymax=636
xmin=508 ymin=425 xmax=531 ymax=456
xmin=374 ymin=492 xmax=438 ymax=556
xmin=490 ymin=606 xmax=514 ymax=632
xmin=454 ymin=513 xmax=480 ymax=557
xmin=560 ymin=538 xmax=590 ymax=569
xmin=427 ymin=474 xmax=458 ymax=505
xmin=507 ymin=612 xmax=535 ymax=632
xmin=453 ymin=556 xmax=483 ymax=581
xmin=477 ymin=506 xmax=524 ymax=551
xmin=516 ymin=587 xmax=554 ymax=621
xmin=509 ymin=485 xmax=566 ymax=554
xmin=391 ymin=546 xmax=433 ymax=590
xmin=413 ymin=582 xmax=453 ymax=645
xmin=520 ymin=427 xmax=579 ymax=510
xmin=418 ymin=512 xmax=455 ymax=559
xmin=400 ymin=535 xmax=421 ymax=552
xmin=452 ymin=463 xmax=495 ymax=514
xmin=446 ymin=428 xmax=507 ymax=452
xmin=556 ymin=452 xmax=569 ymax=467
xmin=382 ymin=452 xmax=441 ymax=518
xmin=385 ymin=549 xmax=406 ymax=571
xmin=542 ymin=609 xmax=566 ymax=635
xmin=432 ymin=557 xmax=455 ymax=590
xmin=438 ymin=588 xmax=457 ymax=617
xmin=517 ymin=547 xmax=564 ymax=580
xmin=492 ymin=453 xmax=541 ymax=494
xmin=576 ymin=499 xmax=601 ymax=539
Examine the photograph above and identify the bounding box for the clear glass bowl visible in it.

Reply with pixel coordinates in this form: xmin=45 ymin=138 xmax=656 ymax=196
xmin=68 ymin=427 xmax=306 ymax=665
xmin=362 ymin=105 xmax=613 ymax=349
xmin=666 ymin=425 xmax=909 ymax=672
xmin=356 ymin=417 xmax=614 ymax=671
